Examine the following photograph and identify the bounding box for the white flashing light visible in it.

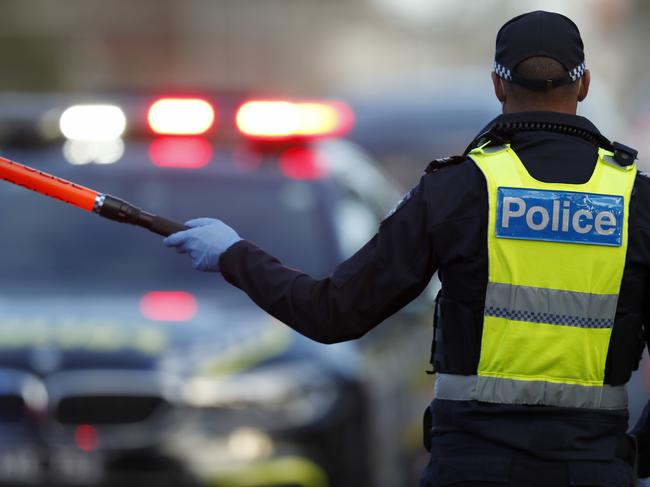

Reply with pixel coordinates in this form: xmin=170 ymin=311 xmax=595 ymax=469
xmin=59 ymin=104 xmax=127 ymax=141
xmin=236 ymin=100 xmax=353 ymax=139
xmin=148 ymin=98 xmax=215 ymax=135
xmin=63 ymin=139 xmax=125 ymax=166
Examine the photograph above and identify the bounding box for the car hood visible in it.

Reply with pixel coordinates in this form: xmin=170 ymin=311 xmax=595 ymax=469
xmin=0 ymin=292 xmax=295 ymax=376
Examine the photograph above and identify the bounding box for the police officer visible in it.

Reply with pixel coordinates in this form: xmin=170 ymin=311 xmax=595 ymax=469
xmin=165 ymin=11 xmax=649 ymax=486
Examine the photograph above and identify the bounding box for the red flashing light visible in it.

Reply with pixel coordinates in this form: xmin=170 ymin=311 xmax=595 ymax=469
xmin=236 ymin=100 xmax=354 ymax=140
xmin=140 ymin=291 xmax=198 ymax=322
xmin=149 ymin=137 xmax=213 ymax=168
xmin=148 ymin=98 xmax=215 ymax=135
xmin=279 ymin=147 xmax=327 ymax=180
xmin=75 ymin=424 xmax=98 ymax=452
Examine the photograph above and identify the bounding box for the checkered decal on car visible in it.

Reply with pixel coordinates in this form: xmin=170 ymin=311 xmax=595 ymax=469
xmin=485 ymin=306 xmax=613 ymax=329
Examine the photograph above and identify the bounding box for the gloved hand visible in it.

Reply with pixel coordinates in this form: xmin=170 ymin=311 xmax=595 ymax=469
xmin=163 ymin=218 xmax=241 ymax=272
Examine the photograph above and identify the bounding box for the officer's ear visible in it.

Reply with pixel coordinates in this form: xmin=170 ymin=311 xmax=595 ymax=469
xmin=577 ymin=69 xmax=590 ymax=102
xmin=492 ymin=71 xmax=507 ymax=103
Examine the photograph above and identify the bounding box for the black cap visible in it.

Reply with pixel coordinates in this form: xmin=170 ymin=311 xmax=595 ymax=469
xmin=494 ymin=11 xmax=586 ymax=91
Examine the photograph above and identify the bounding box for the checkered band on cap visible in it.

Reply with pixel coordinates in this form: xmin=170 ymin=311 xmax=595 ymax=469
xmin=494 ymin=60 xmax=586 ymax=83
xmin=569 ymin=62 xmax=586 ymax=81
xmin=494 ymin=61 xmax=512 ymax=80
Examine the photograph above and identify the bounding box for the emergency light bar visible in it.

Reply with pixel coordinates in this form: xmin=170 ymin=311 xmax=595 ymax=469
xmin=0 ymin=155 xmax=186 ymax=237
xmin=236 ymin=100 xmax=354 ymax=139
xmin=148 ymin=98 xmax=216 ymax=136
xmin=56 ymin=96 xmax=352 ymax=144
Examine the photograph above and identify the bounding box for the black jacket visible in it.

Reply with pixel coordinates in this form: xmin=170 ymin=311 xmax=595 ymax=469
xmin=220 ymin=111 xmax=650 ymax=464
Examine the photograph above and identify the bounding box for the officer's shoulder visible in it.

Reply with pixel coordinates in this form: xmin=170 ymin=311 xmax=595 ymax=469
xmin=631 ymin=170 xmax=650 ymax=231
xmin=424 ymin=155 xmax=470 ymax=174
xmin=635 ymin=170 xmax=650 ymax=198
xmin=637 ymin=170 xmax=650 ymax=183
xmin=419 ymin=154 xmax=485 ymax=208
xmin=422 ymin=155 xmax=482 ymax=188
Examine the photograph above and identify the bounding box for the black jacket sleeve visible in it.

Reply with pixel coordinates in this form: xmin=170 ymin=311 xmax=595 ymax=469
xmin=219 ymin=176 xmax=439 ymax=344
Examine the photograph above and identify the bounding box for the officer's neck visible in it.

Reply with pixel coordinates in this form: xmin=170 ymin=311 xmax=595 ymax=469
xmin=503 ymin=100 xmax=578 ymax=116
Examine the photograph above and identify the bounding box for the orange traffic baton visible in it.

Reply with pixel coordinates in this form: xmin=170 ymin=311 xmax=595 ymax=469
xmin=0 ymin=156 xmax=187 ymax=236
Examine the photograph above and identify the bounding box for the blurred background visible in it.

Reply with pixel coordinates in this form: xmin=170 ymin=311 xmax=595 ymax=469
xmin=2 ymin=0 xmax=650 ymax=176
xmin=3 ymin=0 xmax=650 ymax=175
xmin=0 ymin=0 xmax=649 ymax=486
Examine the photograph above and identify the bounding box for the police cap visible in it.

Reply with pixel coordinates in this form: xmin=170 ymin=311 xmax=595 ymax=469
xmin=494 ymin=11 xmax=586 ymax=91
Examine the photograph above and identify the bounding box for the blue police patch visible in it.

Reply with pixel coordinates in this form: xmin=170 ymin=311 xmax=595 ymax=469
xmin=496 ymin=187 xmax=624 ymax=247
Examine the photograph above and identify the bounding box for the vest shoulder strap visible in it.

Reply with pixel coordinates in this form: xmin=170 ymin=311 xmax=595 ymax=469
xmin=611 ymin=141 xmax=637 ymax=167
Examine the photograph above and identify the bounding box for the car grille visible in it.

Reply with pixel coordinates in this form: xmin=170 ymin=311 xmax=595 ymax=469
xmin=56 ymin=396 xmax=166 ymax=425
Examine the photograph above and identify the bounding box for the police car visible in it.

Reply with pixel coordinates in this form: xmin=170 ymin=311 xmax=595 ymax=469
xmin=0 ymin=93 xmax=434 ymax=486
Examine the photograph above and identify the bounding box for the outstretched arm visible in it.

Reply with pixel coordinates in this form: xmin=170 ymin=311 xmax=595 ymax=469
xmin=165 ymin=177 xmax=438 ymax=344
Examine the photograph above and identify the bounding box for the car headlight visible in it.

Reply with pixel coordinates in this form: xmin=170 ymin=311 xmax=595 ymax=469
xmin=183 ymin=361 xmax=340 ymax=427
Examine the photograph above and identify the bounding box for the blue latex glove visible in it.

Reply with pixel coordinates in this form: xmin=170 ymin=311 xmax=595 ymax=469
xmin=163 ymin=218 xmax=241 ymax=272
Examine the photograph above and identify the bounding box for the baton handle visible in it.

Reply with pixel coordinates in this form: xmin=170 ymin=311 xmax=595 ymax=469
xmin=95 ymin=194 xmax=187 ymax=237
xmin=149 ymin=215 xmax=188 ymax=237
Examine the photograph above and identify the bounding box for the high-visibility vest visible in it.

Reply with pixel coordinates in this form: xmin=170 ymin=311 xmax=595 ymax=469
xmin=434 ymin=143 xmax=636 ymax=410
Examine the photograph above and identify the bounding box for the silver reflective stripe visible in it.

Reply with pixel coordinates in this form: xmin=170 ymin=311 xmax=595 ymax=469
xmin=480 ymin=144 xmax=507 ymax=154
xmin=601 ymin=154 xmax=632 ymax=170
xmin=435 ymin=373 xmax=628 ymax=410
xmin=485 ymin=282 xmax=617 ymax=329
xmin=93 ymin=193 xmax=106 ymax=214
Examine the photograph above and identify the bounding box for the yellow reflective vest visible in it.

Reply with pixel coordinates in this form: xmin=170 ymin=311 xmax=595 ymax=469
xmin=434 ymin=143 xmax=636 ymax=410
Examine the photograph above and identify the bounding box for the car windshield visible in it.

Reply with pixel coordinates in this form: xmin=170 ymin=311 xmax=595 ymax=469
xmin=0 ymin=161 xmax=339 ymax=293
